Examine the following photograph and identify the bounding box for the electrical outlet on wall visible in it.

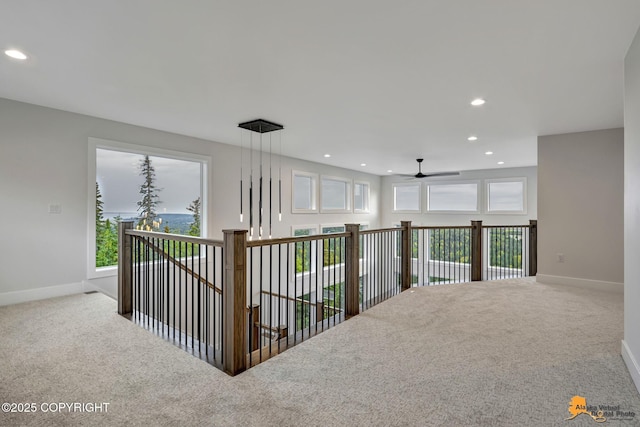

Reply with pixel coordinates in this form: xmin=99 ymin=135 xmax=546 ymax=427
xmin=557 ymin=253 xmax=565 ymax=263
xmin=48 ymin=204 xmax=62 ymax=214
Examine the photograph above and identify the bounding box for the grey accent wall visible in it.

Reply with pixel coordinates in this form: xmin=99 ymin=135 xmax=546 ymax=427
xmin=624 ymin=25 xmax=640 ymax=394
xmin=537 ymin=128 xmax=624 ymax=285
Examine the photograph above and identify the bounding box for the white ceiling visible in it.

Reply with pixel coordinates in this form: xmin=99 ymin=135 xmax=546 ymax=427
xmin=2 ymin=1 xmax=640 ymax=176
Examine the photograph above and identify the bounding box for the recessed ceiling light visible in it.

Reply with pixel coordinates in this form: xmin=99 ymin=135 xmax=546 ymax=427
xmin=497 ymin=161 xmax=505 ymax=165
xmin=387 ymin=169 xmax=393 ymax=173
xmin=485 ymin=151 xmax=493 ymax=155
xmin=471 ymin=98 xmax=486 ymax=106
xmin=324 ymin=154 xmax=331 ymax=158
xmin=468 ymin=136 xmax=478 ymax=141
xmin=4 ymin=49 xmax=27 ymax=60
xmin=360 ymin=163 xmax=367 ymax=167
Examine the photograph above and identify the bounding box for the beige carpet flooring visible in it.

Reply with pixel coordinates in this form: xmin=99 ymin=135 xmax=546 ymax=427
xmin=1 ymin=278 xmax=639 ymax=426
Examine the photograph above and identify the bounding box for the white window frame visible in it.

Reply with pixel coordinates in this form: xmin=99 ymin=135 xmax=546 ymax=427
xmin=486 ymin=177 xmax=527 ymax=214
xmin=353 ymin=181 xmax=370 ymax=213
xmin=291 ymin=170 xmax=318 ymax=213
xmin=87 ymin=137 xmax=210 ymax=279
xmin=426 ymin=180 xmax=480 ymax=214
xmin=321 ymin=224 xmax=346 ymax=234
xmin=392 ymin=182 xmax=422 ymax=213
xmin=320 ymin=175 xmax=352 ymax=213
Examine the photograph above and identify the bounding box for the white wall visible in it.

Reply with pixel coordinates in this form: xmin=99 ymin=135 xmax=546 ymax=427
xmin=537 ymin=128 xmax=624 ymax=289
xmin=0 ymin=98 xmax=380 ymax=304
xmin=381 ymin=166 xmax=537 ymax=227
xmin=623 ymin=26 xmax=640 ymax=395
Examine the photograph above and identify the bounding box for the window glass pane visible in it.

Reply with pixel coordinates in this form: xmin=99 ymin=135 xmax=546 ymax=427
xmin=293 ymin=228 xmax=315 ymax=273
xmin=96 ymin=148 xmax=203 ymax=267
xmin=293 ymin=175 xmax=313 ymax=210
xmin=394 ymin=184 xmax=420 ymax=211
xmin=428 ymin=183 xmax=477 ymax=211
xmin=488 ymin=181 xmax=524 ymax=211
xmin=354 ymin=183 xmax=368 ymax=211
xmin=322 ymin=226 xmax=345 ymax=234
xmin=322 ymin=178 xmax=347 ymax=210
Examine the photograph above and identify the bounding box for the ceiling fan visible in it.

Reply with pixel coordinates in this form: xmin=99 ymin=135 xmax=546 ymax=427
xmin=398 ymin=158 xmax=460 ymax=179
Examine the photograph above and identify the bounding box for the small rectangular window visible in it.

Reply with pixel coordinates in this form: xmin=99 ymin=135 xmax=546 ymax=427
xmin=321 ymin=176 xmax=351 ymax=212
xmin=354 ymin=182 xmax=370 ymax=212
xmin=427 ymin=182 xmax=478 ymax=212
xmin=393 ymin=183 xmax=421 ymax=212
xmin=487 ymin=178 xmax=526 ymax=213
xmin=292 ymin=171 xmax=318 ymax=213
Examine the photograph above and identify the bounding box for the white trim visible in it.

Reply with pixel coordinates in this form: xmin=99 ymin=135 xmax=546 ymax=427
xmin=353 ymin=181 xmax=370 ymax=213
xmin=622 ymin=340 xmax=640 ymax=395
xmin=426 ymin=180 xmax=480 ymax=214
xmin=321 ymin=223 xmax=346 ymax=234
xmin=536 ymin=274 xmax=624 ymax=293
xmin=486 ymin=177 xmax=527 ymax=214
xmin=392 ymin=182 xmax=422 ymax=213
xmin=87 ymin=137 xmax=210 ymax=279
xmin=320 ymin=175 xmax=352 ymax=213
xmin=0 ymin=282 xmax=85 ymax=307
xmin=291 ymin=170 xmax=318 ymax=213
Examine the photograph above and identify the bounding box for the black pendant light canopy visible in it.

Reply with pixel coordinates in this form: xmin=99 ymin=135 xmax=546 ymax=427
xmin=238 ymin=119 xmax=284 ymax=133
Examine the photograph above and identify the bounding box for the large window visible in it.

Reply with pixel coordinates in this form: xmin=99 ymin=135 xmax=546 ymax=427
xmin=88 ymin=138 xmax=208 ymax=276
xmin=487 ymin=178 xmax=526 ymax=213
xmin=353 ymin=182 xmax=370 ymax=212
xmin=427 ymin=182 xmax=479 ymax=212
xmin=393 ymin=183 xmax=421 ymax=212
xmin=292 ymin=171 xmax=318 ymax=213
xmin=321 ymin=176 xmax=351 ymax=212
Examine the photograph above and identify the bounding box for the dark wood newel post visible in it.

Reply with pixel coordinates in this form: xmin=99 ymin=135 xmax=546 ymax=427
xmin=117 ymin=220 xmax=134 ymax=315
xmin=529 ymin=220 xmax=538 ymax=277
xmin=401 ymin=221 xmax=412 ymax=291
xmin=222 ymin=229 xmax=248 ymax=376
xmin=345 ymin=224 xmax=361 ymax=318
xmin=471 ymin=220 xmax=483 ymax=281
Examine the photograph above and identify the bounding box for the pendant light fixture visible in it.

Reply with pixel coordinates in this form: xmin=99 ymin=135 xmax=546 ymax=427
xmin=238 ymin=119 xmax=284 ymax=239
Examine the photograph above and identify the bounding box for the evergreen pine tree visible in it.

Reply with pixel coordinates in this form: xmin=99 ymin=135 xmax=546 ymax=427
xmin=186 ymin=196 xmax=201 ymax=236
xmin=136 ymin=155 xmax=161 ymax=230
xmin=96 ymin=182 xmax=107 ymax=262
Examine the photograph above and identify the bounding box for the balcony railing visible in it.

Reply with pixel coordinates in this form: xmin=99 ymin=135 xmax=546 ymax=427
xmin=118 ymin=219 xmax=536 ymax=375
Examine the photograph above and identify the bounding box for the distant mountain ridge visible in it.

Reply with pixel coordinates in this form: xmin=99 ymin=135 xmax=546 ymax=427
xmin=103 ymin=212 xmax=193 ymax=234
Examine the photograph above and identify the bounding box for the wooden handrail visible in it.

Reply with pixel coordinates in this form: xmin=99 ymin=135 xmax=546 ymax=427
xmin=261 ymin=290 xmax=318 ymax=306
xmin=481 ymin=224 xmax=531 ymax=229
xmin=246 ymin=232 xmax=350 ymax=247
xmin=126 ymin=229 xmax=224 ymax=247
xmin=133 ymin=235 xmax=222 ymax=294
xmin=360 ymin=227 xmax=402 ymax=234
xmin=410 ymin=225 xmax=473 ymax=230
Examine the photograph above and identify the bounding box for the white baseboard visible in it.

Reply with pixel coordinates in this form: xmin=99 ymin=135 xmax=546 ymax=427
xmin=622 ymin=340 xmax=640 ymax=395
xmin=536 ymin=274 xmax=624 ymax=293
xmin=83 ymin=279 xmax=117 ymax=300
xmin=0 ymin=282 xmax=85 ymax=307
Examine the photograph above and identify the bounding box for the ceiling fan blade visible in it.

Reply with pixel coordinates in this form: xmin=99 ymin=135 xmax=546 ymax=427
xmin=423 ymin=171 xmax=460 ymax=178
